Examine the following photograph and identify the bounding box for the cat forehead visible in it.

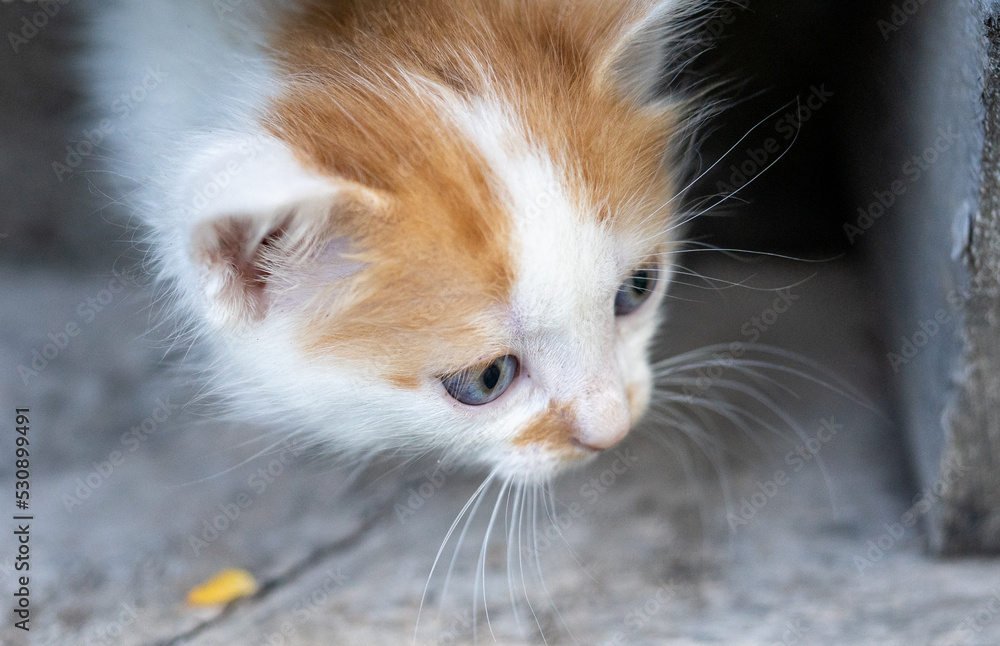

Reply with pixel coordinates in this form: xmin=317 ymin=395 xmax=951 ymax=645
xmin=454 ymin=100 xmax=642 ymax=319
xmin=264 ymin=13 xmax=678 ymax=382
xmin=266 ymin=0 xmax=679 ymax=226
xmin=283 ymin=96 xmax=669 ymax=384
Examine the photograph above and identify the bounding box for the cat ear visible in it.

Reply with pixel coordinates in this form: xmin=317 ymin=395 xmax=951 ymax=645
xmin=181 ymin=135 xmax=375 ymax=330
xmin=595 ymin=1 xmax=692 ymax=104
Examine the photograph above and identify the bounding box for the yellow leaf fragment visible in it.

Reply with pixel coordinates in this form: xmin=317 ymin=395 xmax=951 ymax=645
xmin=186 ymin=568 xmax=259 ymax=606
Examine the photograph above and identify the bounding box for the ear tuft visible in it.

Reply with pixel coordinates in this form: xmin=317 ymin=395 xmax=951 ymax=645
xmin=190 ymin=213 xmax=289 ymax=328
xmin=181 ymin=134 xmax=371 ymax=330
xmin=595 ymin=0 xmax=695 ymax=104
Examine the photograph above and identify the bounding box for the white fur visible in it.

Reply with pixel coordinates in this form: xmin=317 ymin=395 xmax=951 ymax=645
xmin=182 ymin=134 xmax=349 ymax=328
xmin=87 ymin=0 xmax=691 ymax=481
xmin=434 ymin=97 xmax=668 ymax=475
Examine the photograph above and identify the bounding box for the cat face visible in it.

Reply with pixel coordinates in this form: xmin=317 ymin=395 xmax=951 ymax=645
xmin=177 ymin=0 xmax=691 ymax=480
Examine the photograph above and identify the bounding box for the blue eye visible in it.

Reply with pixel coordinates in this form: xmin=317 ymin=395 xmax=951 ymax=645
xmin=442 ymin=355 xmax=519 ymax=406
xmin=614 ymin=265 xmax=659 ymax=316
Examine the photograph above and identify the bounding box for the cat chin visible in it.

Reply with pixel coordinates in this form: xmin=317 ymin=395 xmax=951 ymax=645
xmin=490 ymin=444 xmax=601 ymax=484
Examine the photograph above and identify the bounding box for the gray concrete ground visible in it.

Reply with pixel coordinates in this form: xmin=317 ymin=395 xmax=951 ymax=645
xmin=3 ymin=256 xmax=1000 ymax=645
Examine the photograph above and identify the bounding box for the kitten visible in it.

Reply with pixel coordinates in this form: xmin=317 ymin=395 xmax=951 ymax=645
xmin=87 ymin=0 xmax=707 ymax=482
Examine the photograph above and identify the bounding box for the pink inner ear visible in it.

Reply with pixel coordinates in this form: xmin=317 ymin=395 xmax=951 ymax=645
xmin=194 ymin=210 xmax=366 ymax=328
xmin=192 ymin=215 xmax=286 ymax=327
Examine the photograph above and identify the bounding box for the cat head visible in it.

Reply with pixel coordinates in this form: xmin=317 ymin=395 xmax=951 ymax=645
xmin=174 ymin=0 xmax=699 ymax=481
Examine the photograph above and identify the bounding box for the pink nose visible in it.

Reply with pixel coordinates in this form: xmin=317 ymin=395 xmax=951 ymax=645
xmin=570 ymin=400 xmax=631 ymax=452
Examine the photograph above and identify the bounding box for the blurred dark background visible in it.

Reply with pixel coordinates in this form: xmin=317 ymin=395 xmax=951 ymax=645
xmin=0 ymin=0 xmax=125 ymax=270
xmin=682 ymin=0 xmax=901 ymax=255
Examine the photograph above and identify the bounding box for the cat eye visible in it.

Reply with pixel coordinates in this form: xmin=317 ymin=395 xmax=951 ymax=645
xmin=442 ymin=355 xmax=519 ymax=406
xmin=614 ymin=264 xmax=659 ymax=316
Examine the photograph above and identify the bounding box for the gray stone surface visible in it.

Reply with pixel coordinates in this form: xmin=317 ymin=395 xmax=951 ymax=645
xmin=4 ymin=257 xmax=1000 ymax=645
xmin=943 ymin=7 xmax=1000 ymax=556
xmin=855 ymin=0 xmax=1000 ymax=554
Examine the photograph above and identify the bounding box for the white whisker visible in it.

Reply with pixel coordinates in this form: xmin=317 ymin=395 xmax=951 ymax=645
xmin=475 ymin=476 xmax=511 ymax=643
xmin=414 ymin=471 xmax=496 ymax=645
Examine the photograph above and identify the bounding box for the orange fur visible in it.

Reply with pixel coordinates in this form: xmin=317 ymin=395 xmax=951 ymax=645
xmin=265 ymin=0 xmax=679 ymax=389
xmin=513 ymin=401 xmax=579 ymax=449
